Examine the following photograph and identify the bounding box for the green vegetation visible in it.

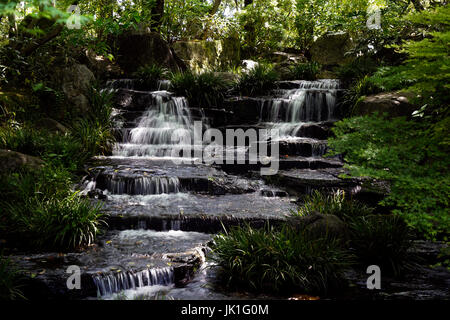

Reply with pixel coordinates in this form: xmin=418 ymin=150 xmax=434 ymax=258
xmin=350 ymin=215 xmax=416 ymax=276
xmin=211 ymin=224 xmax=352 ymax=294
xmin=170 ymin=71 xmax=231 ymax=107
xmin=328 ymin=115 xmax=449 ymax=240
xmin=0 ymin=254 xmax=25 ymax=300
xmin=235 ymin=64 xmax=279 ymax=96
xmin=289 ymin=61 xmax=321 ymax=81
xmin=293 ymin=189 xmax=374 ymax=220
xmin=133 ymin=64 xmax=168 ymax=90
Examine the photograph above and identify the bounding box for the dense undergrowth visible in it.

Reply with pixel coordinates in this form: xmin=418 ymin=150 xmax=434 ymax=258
xmin=212 ymin=190 xmax=419 ymax=294
xmin=0 ymin=87 xmax=115 ymax=253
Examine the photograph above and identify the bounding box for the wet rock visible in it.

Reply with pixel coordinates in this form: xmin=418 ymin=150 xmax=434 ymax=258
xmin=87 ymin=189 xmax=107 ymax=200
xmin=0 ymin=149 xmax=44 ymax=174
xmin=260 ymin=189 xmax=288 ymax=198
xmin=409 ymin=241 xmax=449 ymax=265
xmin=114 ymin=89 xmax=172 ymax=111
xmin=264 ymin=168 xmax=356 ymax=196
xmin=287 ymin=212 xmax=349 ymax=240
xmin=355 ymin=91 xmax=418 ymax=118
xmin=278 ymin=138 xmax=328 ymax=157
xmin=224 ymin=97 xmax=261 ymax=125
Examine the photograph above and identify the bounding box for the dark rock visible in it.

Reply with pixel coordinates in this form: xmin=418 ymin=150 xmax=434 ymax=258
xmin=260 ymin=189 xmax=288 ymax=198
xmin=0 ymin=149 xmax=44 ymax=174
xmin=355 ymin=91 xmax=418 ymax=118
xmin=264 ymin=168 xmax=356 ymax=196
xmin=224 ymin=97 xmax=261 ymax=125
xmin=60 ymin=64 xmax=95 ymax=113
xmin=34 ymin=118 xmax=68 ymax=134
xmin=288 ymin=212 xmax=348 ymax=240
xmin=116 ymin=31 xmax=181 ymax=75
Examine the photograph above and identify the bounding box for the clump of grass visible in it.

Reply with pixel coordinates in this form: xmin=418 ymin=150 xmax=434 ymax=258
xmin=293 ymin=189 xmax=374 ymax=221
xmin=290 ymin=61 xmax=321 ymax=80
xmin=211 ymin=224 xmax=352 ymax=294
xmin=72 ymin=86 xmax=116 ymax=156
xmin=170 ymin=71 xmax=231 ymax=107
xmin=341 ymin=75 xmax=383 ymax=116
xmin=349 ymin=215 xmax=416 ymax=276
xmin=292 ymin=190 xmax=416 ymax=277
xmin=235 ymin=64 xmax=279 ymax=96
xmin=0 ymin=167 xmax=106 ymax=250
xmin=0 ymin=254 xmax=25 ymax=300
xmin=133 ymin=64 xmax=168 ymax=90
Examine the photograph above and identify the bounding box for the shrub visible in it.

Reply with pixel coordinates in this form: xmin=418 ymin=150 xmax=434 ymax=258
xmin=289 ymin=61 xmax=321 ymax=80
xmin=30 ymin=194 xmax=105 ymax=249
xmin=349 ymin=215 xmax=416 ymax=276
xmin=328 ymin=114 xmax=450 ymax=239
xmin=372 ymin=5 xmax=450 ymax=113
xmin=211 ymin=224 xmax=352 ymax=294
xmin=170 ymin=71 xmax=231 ymax=107
xmin=72 ymin=86 xmax=116 ymax=156
xmin=0 ymin=167 xmax=106 ymax=250
xmin=293 ymin=189 xmax=374 ymax=221
xmin=335 ymin=57 xmax=378 ymax=83
xmin=133 ymin=64 xmax=168 ymax=90
xmin=235 ymin=64 xmax=279 ymax=96
xmin=0 ymin=254 xmax=25 ymax=300
xmin=341 ymin=75 xmax=383 ymax=116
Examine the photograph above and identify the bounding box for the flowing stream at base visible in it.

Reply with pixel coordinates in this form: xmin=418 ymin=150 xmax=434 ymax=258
xmin=83 ymin=79 xmax=343 ymax=299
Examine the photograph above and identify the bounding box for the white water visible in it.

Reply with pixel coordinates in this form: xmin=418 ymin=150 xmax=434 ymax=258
xmin=259 ymin=79 xmax=341 ymax=138
xmin=113 ymin=91 xmax=197 ymax=158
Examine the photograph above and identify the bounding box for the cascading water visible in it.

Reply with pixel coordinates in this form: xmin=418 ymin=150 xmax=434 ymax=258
xmin=104 ymin=176 xmax=181 ymax=195
xmin=93 ymin=267 xmax=174 ymax=297
xmin=259 ymin=79 xmax=341 ymax=138
xmin=114 ymin=91 xmax=195 ymax=158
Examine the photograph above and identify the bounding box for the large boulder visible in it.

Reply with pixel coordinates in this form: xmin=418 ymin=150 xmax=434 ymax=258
xmin=310 ymin=32 xmax=353 ymax=67
xmin=355 ymin=91 xmax=418 ymax=117
xmin=116 ymin=30 xmax=181 ymax=74
xmin=0 ymin=149 xmax=44 ymax=174
xmin=60 ymin=64 xmax=95 ymax=114
xmin=34 ymin=118 xmax=68 ymax=134
xmin=288 ymin=212 xmax=348 ymax=240
xmin=172 ymin=38 xmax=240 ymax=73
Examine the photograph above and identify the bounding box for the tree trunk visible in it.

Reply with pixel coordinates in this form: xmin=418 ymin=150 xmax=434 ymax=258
xmin=209 ymin=0 xmax=222 ymax=15
xmin=411 ymin=0 xmax=424 ymax=11
xmin=151 ymin=0 xmax=164 ymax=31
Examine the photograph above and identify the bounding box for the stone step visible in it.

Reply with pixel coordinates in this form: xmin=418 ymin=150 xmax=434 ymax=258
xmin=218 ymin=156 xmax=343 ymax=174
xmin=85 ymin=162 xmax=263 ymax=196
xmin=263 ymin=168 xmax=357 ymax=196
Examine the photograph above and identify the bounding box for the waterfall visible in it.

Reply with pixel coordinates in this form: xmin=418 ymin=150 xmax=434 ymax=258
xmin=259 ymin=79 xmax=341 ymax=138
xmin=113 ymin=91 xmax=196 ymax=158
xmin=104 ymin=176 xmax=181 ymax=195
xmin=93 ymin=267 xmax=174 ymax=297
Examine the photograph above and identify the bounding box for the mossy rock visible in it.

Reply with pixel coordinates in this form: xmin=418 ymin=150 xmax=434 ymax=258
xmin=0 ymin=149 xmax=44 ymax=174
xmin=310 ymin=32 xmax=353 ymax=67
